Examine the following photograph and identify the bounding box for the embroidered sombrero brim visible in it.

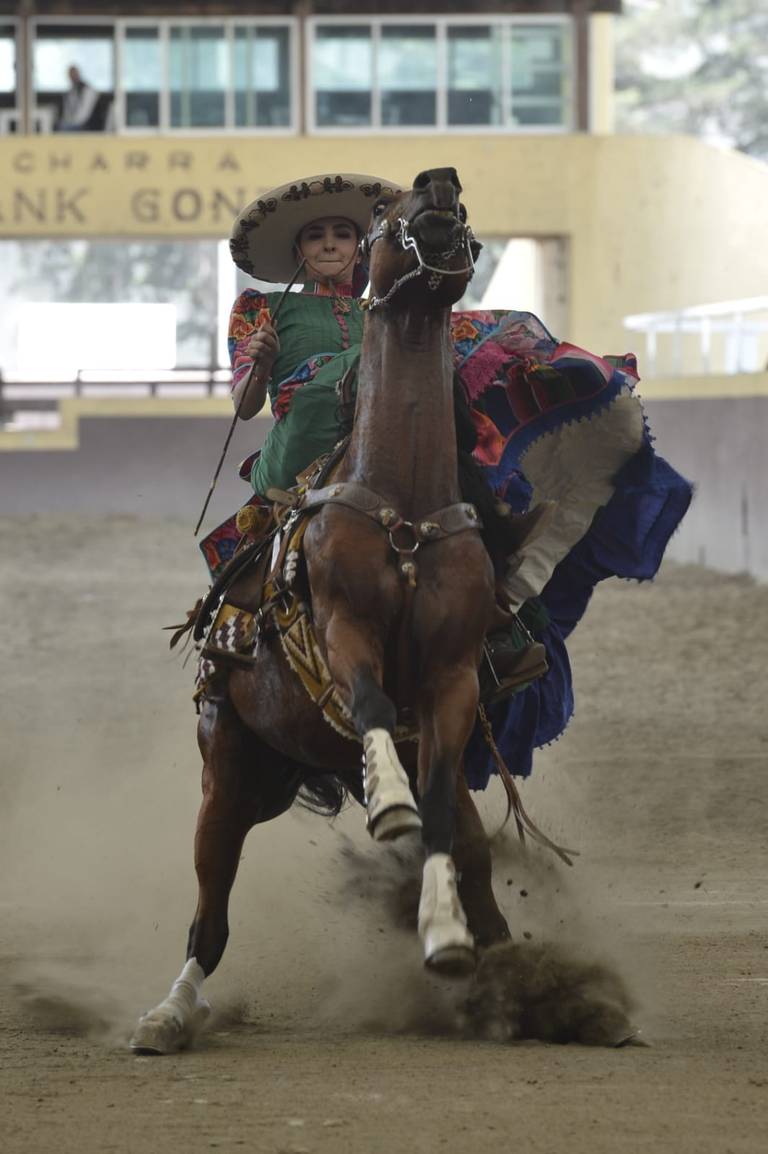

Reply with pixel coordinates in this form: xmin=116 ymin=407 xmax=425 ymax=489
xmin=229 ymin=172 xmax=403 ymax=282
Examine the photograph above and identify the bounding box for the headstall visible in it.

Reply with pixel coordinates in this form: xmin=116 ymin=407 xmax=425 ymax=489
xmin=363 ymin=215 xmax=477 ymax=311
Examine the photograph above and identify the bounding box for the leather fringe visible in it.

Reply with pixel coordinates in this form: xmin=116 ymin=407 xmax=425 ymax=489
xmin=477 ymin=704 xmax=577 ymax=867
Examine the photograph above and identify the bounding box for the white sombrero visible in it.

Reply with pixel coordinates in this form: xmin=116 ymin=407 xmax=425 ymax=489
xmin=229 ymin=172 xmax=403 ymax=282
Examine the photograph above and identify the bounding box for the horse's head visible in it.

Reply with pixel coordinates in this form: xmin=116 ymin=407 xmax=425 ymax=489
xmin=363 ymin=167 xmax=481 ymax=311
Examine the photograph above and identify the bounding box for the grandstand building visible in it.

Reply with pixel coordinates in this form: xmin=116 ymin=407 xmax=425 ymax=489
xmin=2 ymin=3 xmax=768 ymax=582
xmin=1 ymin=2 xmax=767 ymax=367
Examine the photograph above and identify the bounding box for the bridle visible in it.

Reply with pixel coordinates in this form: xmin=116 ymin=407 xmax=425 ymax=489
xmin=362 ymin=212 xmax=478 ymax=311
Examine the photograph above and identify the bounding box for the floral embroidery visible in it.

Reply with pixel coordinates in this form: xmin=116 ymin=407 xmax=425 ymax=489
xmin=451 ymin=316 xmax=480 ymax=343
xmin=273 ymin=355 xmax=335 ymax=421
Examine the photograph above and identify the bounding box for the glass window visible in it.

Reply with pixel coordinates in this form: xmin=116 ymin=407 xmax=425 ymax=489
xmin=380 ymin=25 xmax=436 ymax=127
xmin=233 ymin=25 xmax=291 ymax=128
xmin=447 ymin=25 xmax=503 ymax=127
xmin=313 ymin=24 xmax=372 ymax=128
xmin=308 ymin=18 xmax=570 ymax=133
xmin=123 ymin=26 xmax=160 ymax=128
xmin=169 ymin=24 xmax=227 ymax=128
xmin=34 ymin=26 xmax=114 ymax=93
xmin=510 ymin=25 xmax=569 ymax=127
xmin=0 ymin=24 xmax=16 ymax=93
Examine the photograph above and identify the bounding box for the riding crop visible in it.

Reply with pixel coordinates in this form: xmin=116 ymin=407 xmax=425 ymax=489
xmin=193 ymin=258 xmax=307 ymax=536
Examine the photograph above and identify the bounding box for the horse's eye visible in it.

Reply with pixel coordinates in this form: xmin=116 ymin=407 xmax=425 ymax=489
xmin=372 ymin=201 xmax=388 ymax=218
xmin=458 ymin=204 xmax=467 ymax=224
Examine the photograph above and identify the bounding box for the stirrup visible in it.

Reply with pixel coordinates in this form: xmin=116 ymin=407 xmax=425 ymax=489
xmin=480 ymin=641 xmax=548 ymax=705
xmin=499 ymin=499 xmax=556 ymax=553
xmin=479 ymin=613 xmax=548 ymax=704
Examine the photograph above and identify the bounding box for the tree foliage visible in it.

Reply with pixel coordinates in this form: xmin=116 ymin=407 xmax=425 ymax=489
xmin=616 ymin=0 xmax=768 ymax=161
xmin=10 ymin=239 xmax=220 ymax=365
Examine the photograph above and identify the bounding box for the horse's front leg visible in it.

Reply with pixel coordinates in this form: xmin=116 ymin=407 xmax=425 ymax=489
xmin=416 ymin=665 xmax=481 ymax=975
xmin=323 ymin=610 xmax=422 ymax=841
xmin=130 ymin=698 xmax=301 ymax=1054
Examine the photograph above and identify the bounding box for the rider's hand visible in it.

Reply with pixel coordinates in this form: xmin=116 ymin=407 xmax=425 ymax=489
xmin=245 ymin=321 xmax=279 ymax=382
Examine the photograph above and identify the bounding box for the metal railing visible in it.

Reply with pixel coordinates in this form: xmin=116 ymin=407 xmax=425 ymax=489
xmin=0 ymin=366 xmax=233 ymax=429
xmin=624 ymin=297 xmax=768 ymax=379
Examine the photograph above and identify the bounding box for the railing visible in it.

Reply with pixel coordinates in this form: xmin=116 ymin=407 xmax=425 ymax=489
xmin=0 ymin=367 xmax=232 ymax=430
xmin=624 ymin=297 xmax=768 ymax=379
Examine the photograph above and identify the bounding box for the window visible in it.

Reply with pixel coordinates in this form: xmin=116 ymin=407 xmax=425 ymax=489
xmin=447 ymin=25 xmax=503 ymax=127
xmin=510 ymin=25 xmax=569 ymax=126
xmin=0 ymin=24 xmax=16 ymax=94
xmin=310 ymin=17 xmax=571 ymax=133
xmin=380 ymin=25 xmax=437 ymax=127
xmin=29 ymin=17 xmax=296 ymax=133
xmin=313 ymin=24 xmax=372 ymax=128
xmin=233 ymin=24 xmax=291 ymax=128
xmin=169 ymin=24 xmax=227 ymax=128
xmin=31 ymin=22 xmax=114 ymax=132
xmin=122 ymin=26 xmax=161 ymax=128
xmin=33 ymin=24 xmax=114 ymax=93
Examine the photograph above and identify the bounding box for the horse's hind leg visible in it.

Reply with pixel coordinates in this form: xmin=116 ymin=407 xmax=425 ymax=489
xmin=130 ymin=699 xmax=300 ymax=1055
xmin=324 ymin=615 xmax=421 ymax=842
xmin=454 ymin=774 xmax=510 ymax=949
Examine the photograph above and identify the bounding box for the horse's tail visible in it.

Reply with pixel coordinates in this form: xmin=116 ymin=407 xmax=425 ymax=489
xmin=296 ymin=774 xmax=351 ymax=817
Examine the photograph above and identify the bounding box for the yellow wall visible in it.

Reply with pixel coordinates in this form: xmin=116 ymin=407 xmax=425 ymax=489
xmin=2 ymin=132 xmax=768 ymax=355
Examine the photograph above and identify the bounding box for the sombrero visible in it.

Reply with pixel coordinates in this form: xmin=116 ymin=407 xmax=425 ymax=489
xmin=229 ymin=172 xmax=402 ymax=282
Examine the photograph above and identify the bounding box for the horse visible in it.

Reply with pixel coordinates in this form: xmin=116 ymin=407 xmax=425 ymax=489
xmin=130 ymin=167 xmax=516 ymax=1055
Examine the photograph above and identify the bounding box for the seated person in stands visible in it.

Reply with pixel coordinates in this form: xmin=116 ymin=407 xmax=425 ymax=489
xmin=57 ymin=66 xmax=106 ymax=132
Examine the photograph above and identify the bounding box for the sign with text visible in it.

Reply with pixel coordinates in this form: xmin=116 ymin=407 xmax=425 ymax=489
xmin=0 ymin=137 xmax=274 ymax=237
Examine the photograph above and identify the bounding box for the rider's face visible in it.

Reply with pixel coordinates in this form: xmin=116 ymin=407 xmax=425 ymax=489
xmin=296 ymin=217 xmax=360 ymax=284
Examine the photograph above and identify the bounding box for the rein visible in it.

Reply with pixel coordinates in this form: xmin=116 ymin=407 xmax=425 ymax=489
xmin=364 ymin=216 xmax=477 ymax=311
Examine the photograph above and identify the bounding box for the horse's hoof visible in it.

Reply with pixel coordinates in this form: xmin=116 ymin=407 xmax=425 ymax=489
xmin=614 ymin=1026 xmax=651 ymax=1048
xmin=369 ymin=805 xmax=423 ymax=842
xmin=425 ymin=944 xmax=477 ymax=977
xmin=129 ymin=1001 xmax=210 ymax=1056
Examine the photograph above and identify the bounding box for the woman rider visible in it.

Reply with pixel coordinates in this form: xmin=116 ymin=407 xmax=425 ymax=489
xmin=215 ymin=172 xmax=692 ymax=782
xmin=223 ymin=172 xmax=550 ymax=689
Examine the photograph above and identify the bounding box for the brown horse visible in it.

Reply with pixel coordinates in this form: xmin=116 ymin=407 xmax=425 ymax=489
xmin=131 ymin=168 xmax=513 ymax=1055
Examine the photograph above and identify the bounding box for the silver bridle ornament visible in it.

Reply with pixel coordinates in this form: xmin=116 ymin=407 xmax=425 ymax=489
xmin=364 ymin=215 xmax=477 ymax=311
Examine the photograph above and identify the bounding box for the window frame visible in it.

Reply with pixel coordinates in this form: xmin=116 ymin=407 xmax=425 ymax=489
xmin=29 ymin=14 xmax=299 ymax=136
xmin=306 ymin=13 xmax=574 ymax=136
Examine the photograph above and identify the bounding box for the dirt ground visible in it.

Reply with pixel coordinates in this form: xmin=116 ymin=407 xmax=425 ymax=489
xmin=1 ymin=514 xmax=767 ymax=1154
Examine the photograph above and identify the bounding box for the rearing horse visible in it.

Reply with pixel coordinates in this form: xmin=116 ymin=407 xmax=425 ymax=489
xmin=131 ymin=168 xmax=509 ymax=1055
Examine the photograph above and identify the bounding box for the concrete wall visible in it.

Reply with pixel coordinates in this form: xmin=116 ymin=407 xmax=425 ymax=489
xmin=641 ymin=375 xmax=768 ymax=580
xmin=2 ymin=380 xmax=767 ymax=581
xmin=0 ymin=400 xmax=270 ymax=531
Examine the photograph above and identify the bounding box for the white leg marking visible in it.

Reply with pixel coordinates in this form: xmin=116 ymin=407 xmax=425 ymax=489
xmin=129 ymin=957 xmax=211 ymax=1055
xmin=418 ymin=853 xmax=475 ymax=974
xmin=362 ymin=728 xmax=422 ymax=841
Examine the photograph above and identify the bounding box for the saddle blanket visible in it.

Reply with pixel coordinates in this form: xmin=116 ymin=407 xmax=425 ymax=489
xmin=196 ymin=592 xmax=418 ymax=744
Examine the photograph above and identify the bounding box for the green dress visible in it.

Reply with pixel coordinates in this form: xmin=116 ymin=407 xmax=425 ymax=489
xmin=228 ymin=282 xmax=364 ymax=495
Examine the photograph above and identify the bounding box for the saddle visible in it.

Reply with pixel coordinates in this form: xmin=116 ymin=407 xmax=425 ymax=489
xmin=188 ymin=443 xmax=366 ymax=735
xmin=187 ymin=432 xmax=546 ymax=728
